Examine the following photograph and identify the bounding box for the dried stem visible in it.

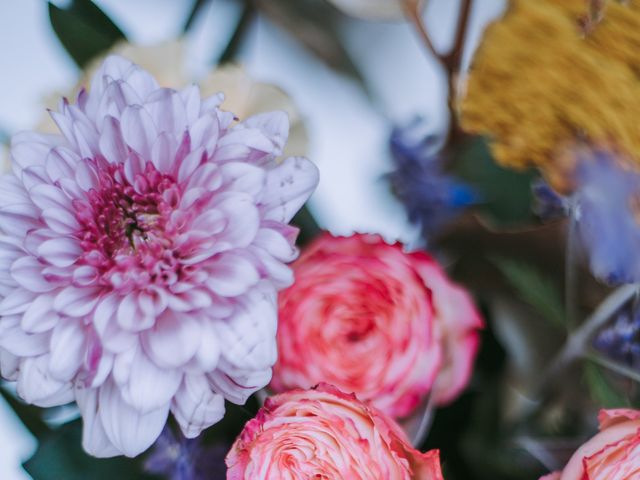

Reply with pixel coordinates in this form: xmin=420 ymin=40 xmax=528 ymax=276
xmin=402 ymin=0 xmax=473 ymax=144
xmin=532 ymin=284 xmax=638 ymax=400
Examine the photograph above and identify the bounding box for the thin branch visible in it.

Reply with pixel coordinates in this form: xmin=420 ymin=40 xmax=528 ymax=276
xmin=401 ymin=0 xmax=444 ymax=70
xmin=443 ymin=0 xmax=472 ymax=70
xmin=586 ymin=350 xmax=640 ymax=384
xmin=531 ymin=284 xmax=638 ymax=399
xmin=564 ymin=201 xmax=579 ymax=331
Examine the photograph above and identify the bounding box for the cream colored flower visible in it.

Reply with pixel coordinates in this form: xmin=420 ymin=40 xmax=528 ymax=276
xmin=38 ymin=40 xmax=308 ymax=158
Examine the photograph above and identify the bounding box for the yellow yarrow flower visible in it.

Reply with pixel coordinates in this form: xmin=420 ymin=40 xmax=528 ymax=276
xmin=461 ymin=0 xmax=640 ymax=191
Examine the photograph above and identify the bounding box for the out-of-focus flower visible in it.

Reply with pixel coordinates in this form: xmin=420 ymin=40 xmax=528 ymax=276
xmin=572 ymin=150 xmax=640 ymax=284
xmin=144 ymin=427 xmax=227 ymax=480
xmin=594 ymin=303 xmax=640 ymax=371
xmin=226 ymin=383 xmax=444 ymax=479
xmin=326 ymin=0 xmax=423 ymax=21
xmin=270 ymin=233 xmax=483 ymax=418
xmin=388 ymin=117 xmax=478 ymax=238
xmin=0 ymin=55 xmax=318 ymax=457
xmin=462 ymin=0 xmax=640 ymax=191
xmin=39 ymin=41 xmax=308 ymax=159
xmin=539 ymin=409 xmax=640 ymax=480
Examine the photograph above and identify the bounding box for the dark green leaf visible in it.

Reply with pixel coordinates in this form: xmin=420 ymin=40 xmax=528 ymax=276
xmin=0 ymin=386 xmax=50 ymax=437
xmin=292 ymin=205 xmax=321 ymax=246
xmin=23 ymin=419 xmax=157 ymax=480
xmin=183 ymin=0 xmax=211 ymax=32
xmin=256 ymin=0 xmax=368 ymax=91
xmin=490 ymin=256 xmax=565 ymax=328
xmin=583 ymin=361 xmax=629 ymax=408
xmin=48 ymin=0 xmax=126 ymax=68
xmin=451 ymin=136 xmax=537 ymax=227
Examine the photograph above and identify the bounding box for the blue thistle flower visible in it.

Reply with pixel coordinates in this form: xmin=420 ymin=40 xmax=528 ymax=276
xmin=388 ymin=117 xmax=478 ymax=239
xmin=144 ymin=427 xmax=227 ymax=480
xmin=594 ymin=303 xmax=640 ymax=371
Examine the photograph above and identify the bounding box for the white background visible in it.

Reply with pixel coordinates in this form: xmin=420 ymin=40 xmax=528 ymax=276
xmin=0 ymin=0 xmax=504 ymax=477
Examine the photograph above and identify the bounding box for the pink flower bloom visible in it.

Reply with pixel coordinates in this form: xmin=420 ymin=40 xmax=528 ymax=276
xmin=226 ymin=383 xmax=444 ymax=479
xmin=0 ymin=55 xmax=318 ymax=458
xmin=539 ymin=409 xmax=640 ymax=480
xmin=270 ymin=233 xmax=483 ymax=418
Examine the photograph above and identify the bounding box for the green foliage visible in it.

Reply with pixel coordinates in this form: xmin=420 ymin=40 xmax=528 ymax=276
xmin=451 ymin=136 xmax=537 ymax=227
xmin=583 ymin=361 xmax=629 ymax=409
xmin=48 ymin=0 xmax=126 ymax=68
xmin=490 ymin=256 xmax=565 ymax=328
xmin=23 ymin=420 xmax=157 ymax=480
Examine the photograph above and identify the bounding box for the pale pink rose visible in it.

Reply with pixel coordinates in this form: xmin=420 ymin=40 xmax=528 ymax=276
xmin=270 ymin=233 xmax=483 ymax=418
xmin=0 ymin=55 xmax=318 ymax=457
xmin=226 ymin=383 xmax=444 ymax=479
xmin=539 ymin=409 xmax=640 ymax=480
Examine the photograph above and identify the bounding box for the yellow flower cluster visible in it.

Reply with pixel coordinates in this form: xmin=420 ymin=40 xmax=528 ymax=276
xmin=461 ymin=0 xmax=640 ymax=190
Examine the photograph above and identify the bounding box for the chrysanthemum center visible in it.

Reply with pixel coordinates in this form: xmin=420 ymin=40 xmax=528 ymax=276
xmin=73 ymin=160 xmax=183 ymax=288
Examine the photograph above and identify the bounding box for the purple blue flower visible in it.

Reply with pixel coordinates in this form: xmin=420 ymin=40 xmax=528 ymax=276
xmin=388 ymin=117 xmax=477 ymax=239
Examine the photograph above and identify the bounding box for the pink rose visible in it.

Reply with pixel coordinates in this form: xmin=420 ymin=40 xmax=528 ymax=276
xmin=270 ymin=233 xmax=483 ymax=418
xmin=225 ymin=383 xmax=444 ymax=479
xmin=539 ymin=409 xmax=640 ymax=479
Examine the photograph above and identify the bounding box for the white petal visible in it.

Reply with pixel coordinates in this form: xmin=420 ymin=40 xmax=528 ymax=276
xmin=220 ymin=162 xmax=266 ymax=197
xmin=38 ymin=237 xmax=82 ymax=268
xmin=22 ymin=293 xmax=59 ymax=333
xmin=205 ymin=252 xmax=259 ymax=297
xmin=0 ymin=288 xmax=37 ymax=316
xmin=141 ymin=313 xmax=201 ymax=368
xmin=262 ymin=156 xmax=319 ymax=223
xmin=11 ymin=256 xmax=57 ymax=293
xmin=119 ymin=349 xmax=181 ymax=413
xmin=121 ymin=105 xmax=158 ymax=160
xmin=75 ymin=387 xmax=121 ymax=458
xmin=171 ymin=374 xmax=224 ymax=438
xmin=0 ymin=315 xmax=50 ymax=356
xmin=98 ymin=378 xmax=169 ymax=458
xmin=49 ymin=317 xmax=86 ymax=381
xmin=53 ymin=286 xmax=100 ymax=317
xmin=17 ymin=355 xmax=74 ymax=407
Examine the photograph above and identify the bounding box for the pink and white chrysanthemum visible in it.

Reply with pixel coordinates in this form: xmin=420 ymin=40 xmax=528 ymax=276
xmin=0 ymin=56 xmax=318 ymax=458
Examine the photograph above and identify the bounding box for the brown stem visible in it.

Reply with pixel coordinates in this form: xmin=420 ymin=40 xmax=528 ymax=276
xmin=403 ymin=0 xmax=473 ymax=145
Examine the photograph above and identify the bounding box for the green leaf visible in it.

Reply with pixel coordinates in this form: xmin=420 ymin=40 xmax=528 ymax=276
xmin=23 ymin=419 xmax=157 ymax=480
xmin=256 ymin=0 xmax=369 ymax=91
xmin=584 ymin=361 xmax=629 ymax=408
xmin=48 ymin=0 xmax=126 ymax=68
xmin=451 ymin=136 xmax=537 ymax=227
xmin=490 ymin=256 xmax=565 ymax=328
